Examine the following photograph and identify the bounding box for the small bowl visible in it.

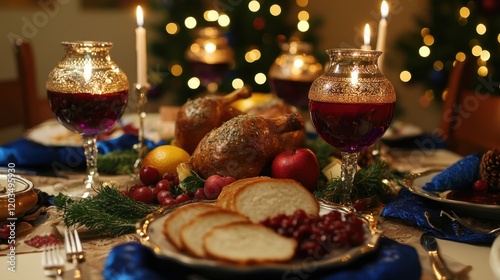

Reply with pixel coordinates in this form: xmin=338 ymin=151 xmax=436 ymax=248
xmin=0 ymin=174 xmax=38 ymax=220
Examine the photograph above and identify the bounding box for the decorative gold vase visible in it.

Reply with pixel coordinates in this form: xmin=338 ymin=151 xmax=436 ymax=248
xmin=46 ymin=41 xmax=129 ymax=197
xmin=268 ymin=41 xmax=322 ymax=107
xmin=185 ymin=27 xmax=234 ymax=93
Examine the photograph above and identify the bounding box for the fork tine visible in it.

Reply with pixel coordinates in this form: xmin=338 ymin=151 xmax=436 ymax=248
xmin=74 ymin=229 xmax=83 ymax=253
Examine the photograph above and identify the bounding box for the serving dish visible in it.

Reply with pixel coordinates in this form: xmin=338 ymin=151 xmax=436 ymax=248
xmin=0 ymin=174 xmax=38 ymax=220
xmin=404 ymin=170 xmax=500 ymax=220
xmin=136 ymin=201 xmax=381 ymax=279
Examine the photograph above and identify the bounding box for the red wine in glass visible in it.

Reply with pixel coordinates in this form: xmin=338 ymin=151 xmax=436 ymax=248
xmin=309 ymin=100 xmax=396 ymax=152
xmin=269 ymin=78 xmax=313 ymax=108
xmin=47 ymin=90 xmax=129 ymax=136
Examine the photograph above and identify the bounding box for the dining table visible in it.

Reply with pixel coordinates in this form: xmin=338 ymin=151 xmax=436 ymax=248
xmin=0 ymin=115 xmax=499 ymax=280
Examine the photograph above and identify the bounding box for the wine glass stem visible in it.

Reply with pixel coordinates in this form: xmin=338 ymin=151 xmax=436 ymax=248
xmin=82 ymin=136 xmax=99 ymax=191
xmin=340 ymin=152 xmax=359 ymax=206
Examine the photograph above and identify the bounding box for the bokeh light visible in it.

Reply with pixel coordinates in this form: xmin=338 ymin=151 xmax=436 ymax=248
xmin=187 ymin=77 xmax=200 ymax=89
xmin=400 ymin=70 xmax=411 ymax=82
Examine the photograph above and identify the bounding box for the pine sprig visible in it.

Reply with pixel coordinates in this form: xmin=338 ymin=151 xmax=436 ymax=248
xmin=314 ymin=159 xmax=395 ymax=204
xmin=97 ymin=150 xmax=139 ymax=175
xmin=54 ymin=184 xmax=160 ymax=237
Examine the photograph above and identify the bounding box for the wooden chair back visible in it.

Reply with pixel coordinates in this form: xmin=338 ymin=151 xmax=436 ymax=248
xmin=0 ymin=79 xmax=24 ymax=128
xmin=14 ymin=39 xmax=54 ymax=129
xmin=440 ymin=58 xmax=500 ymax=155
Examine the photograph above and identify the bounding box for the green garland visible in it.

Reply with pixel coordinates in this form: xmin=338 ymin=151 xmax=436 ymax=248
xmin=314 ymin=159 xmax=395 ymax=205
xmin=54 ymin=184 xmax=159 ymax=237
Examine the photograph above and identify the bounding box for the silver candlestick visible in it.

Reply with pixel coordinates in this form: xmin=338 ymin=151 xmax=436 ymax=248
xmin=134 ymin=83 xmax=150 ymax=172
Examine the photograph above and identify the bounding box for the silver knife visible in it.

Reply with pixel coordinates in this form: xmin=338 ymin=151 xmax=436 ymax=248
xmin=420 ymin=232 xmax=456 ymax=280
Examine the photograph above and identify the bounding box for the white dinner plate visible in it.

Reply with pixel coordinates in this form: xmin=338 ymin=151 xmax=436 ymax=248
xmin=25 ymin=113 xmax=173 ymax=146
xmin=136 ymin=201 xmax=381 ymax=279
xmin=404 ymin=170 xmax=500 ymax=220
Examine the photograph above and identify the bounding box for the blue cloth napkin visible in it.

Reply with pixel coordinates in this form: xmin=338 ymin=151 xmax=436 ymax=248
xmin=382 ymin=152 xmax=496 ymax=244
xmin=0 ymin=134 xmax=164 ymax=169
xmin=381 ymin=188 xmax=495 ymax=244
xmin=102 ymin=238 xmax=421 ymax=280
xmin=422 ymin=153 xmax=482 ymax=192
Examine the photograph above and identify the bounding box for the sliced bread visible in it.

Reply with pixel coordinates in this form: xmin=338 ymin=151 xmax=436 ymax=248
xmin=162 ymin=203 xmax=218 ymax=250
xmin=216 ymin=176 xmax=270 ymax=210
xmin=228 ymin=178 xmax=319 ymax=222
xmin=180 ymin=210 xmax=249 ymax=258
xmin=203 ymin=222 xmax=297 ymax=264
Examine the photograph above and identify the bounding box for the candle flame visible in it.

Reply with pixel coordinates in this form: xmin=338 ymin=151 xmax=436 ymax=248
xmin=381 ymin=0 xmax=389 ymax=19
xmin=84 ymin=58 xmax=92 ymax=82
xmin=364 ymin=23 xmax=371 ymax=46
xmin=136 ymin=5 xmax=144 ymax=27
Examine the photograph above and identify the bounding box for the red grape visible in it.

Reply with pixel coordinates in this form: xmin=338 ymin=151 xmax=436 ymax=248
xmin=473 ymin=179 xmax=488 ymax=193
xmin=140 ymin=166 xmax=161 ymax=186
xmin=261 ymin=209 xmax=366 ymax=258
xmin=155 ymin=180 xmax=172 ymax=192
xmin=175 ymin=193 xmax=191 ymax=204
xmin=130 ymin=186 xmax=154 ymax=204
xmin=162 ymin=172 xmax=178 ymax=182
xmin=157 ymin=190 xmax=172 ymax=202
xmin=160 ymin=197 xmax=177 ymax=207
xmin=193 ymin=188 xmax=208 ymax=200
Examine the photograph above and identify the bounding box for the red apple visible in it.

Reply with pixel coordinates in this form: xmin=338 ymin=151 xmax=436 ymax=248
xmin=271 ymin=148 xmax=320 ymax=192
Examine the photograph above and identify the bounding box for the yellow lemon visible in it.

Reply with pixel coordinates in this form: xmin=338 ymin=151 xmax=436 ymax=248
xmin=231 ymin=93 xmax=275 ymax=112
xmin=141 ymin=145 xmax=191 ymax=176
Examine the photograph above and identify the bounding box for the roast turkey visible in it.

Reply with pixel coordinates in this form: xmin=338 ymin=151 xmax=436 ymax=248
xmin=190 ymin=113 xmax=304 ymax=180
xmin=173 ymin=85 xmax=252 ymax=154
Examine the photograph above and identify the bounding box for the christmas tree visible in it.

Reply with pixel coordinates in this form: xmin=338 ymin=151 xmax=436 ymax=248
xmin=148 ymin=0 xmax=322 ymax=104
xmin=396 ymin=0 xmax=500 ymax=107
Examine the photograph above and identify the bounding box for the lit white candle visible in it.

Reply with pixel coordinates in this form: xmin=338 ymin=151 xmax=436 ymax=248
xmin=361 ymin=23 xmax=371 ymax=50
xmin=136 ymin=5 xmax=147 ymax=86
xmin=376 ymin=0 xmax=389 ymax=72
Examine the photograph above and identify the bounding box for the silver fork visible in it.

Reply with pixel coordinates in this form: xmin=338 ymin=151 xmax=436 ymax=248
xmin=445 ymin=210 xmax=500 ymax=235
xmin=65 ymin=229 xmax=85 ymax=279
xmin=41 ymin=244 xmax=65 ymax=280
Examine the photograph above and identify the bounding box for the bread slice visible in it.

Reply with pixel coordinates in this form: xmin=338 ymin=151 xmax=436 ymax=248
xmin=216 ymin=176 xmax=270 ymax=210
xmin=162 ymin=203 xmax=218 ymax=250
xmin=203 ymin=222 xmax=297 ymax=264
xmin=180 ymin=210 xmax=249 ymax=258
xmin=229 ymin=178 xmax=319 ymax=222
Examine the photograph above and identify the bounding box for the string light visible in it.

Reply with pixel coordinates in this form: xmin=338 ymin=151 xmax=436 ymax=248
xmin=297 ymin=20 xmax=309 ymax=32
xmin=170 ymin=64 xmax=183 ymax=76
xmin=165 ymin=22 xmax=179 ymax=35
xmin=298 ymin=11 xmax=309 ymax=21
xmin=187 ymin=77 xmax=200 ymax=89
xmin=270 ymin=4 xmax=281 ymax=16
xmin=218 ymin=14 xmax=230 ymax=27
xmin=455 ymin=52 xmax=466 ymax=62
xmin=204 ymin=10 xmax=219 ymax=22
xmin=471 ymin=45 xmax=482 ymax=56
xmin=459 ymin=7 xmax=470 ymax=18
xmin=184 ymin=17 xmax=197 ymax=29
xmin=232 ymin=78 xmax=244 ymax=89
xmin=423 ymin=34 xmax=434 ymax=46
xmin=254 ymin=73 xmax=266 ymax=84
xmin=433 ymin=60 xmax=444 ymax=71
xmin=400 ymin=70 xmax=411 ymax=82
xmin=476 ymin=23 xmax=487 ymax=35
xmin=480 ymin=50 xmax=491 ymax=61
xmin=249 ymin=1 xmax=260 ymax=12
xmin=419 ymin=46 xmax=431 ymax=57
